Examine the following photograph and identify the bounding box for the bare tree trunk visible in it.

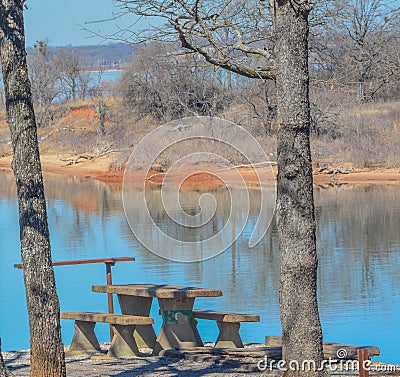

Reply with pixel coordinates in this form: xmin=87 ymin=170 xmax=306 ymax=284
xmin=97 ymin=100 xmax=107 ymax=136
xmin=0 ymin=1 xmax=66 ymax=377
xmin=273 ymin=1 xmax=325 ymax=376
xmin=71 ymin=81 xmax=77 ymax=101
xmin=358 ymin=75 xmax=365 ymax=104
xmin=263 ymin=84 xmax=276 ymax=135
xmin=0 ymin=340 xmax=13 ymax=377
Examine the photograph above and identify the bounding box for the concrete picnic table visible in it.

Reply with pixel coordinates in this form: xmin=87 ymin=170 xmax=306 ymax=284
xmin=92 ymin=284 xmax=223 ymax=354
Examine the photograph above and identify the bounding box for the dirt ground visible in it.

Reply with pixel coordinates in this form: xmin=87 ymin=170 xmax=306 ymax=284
xmin=4 ymin=348 xmax=400 ymax=377
xmin=2 ymin=346 xmax=275 ymax=377
xmin=0 ymin=153 xmax=399 ymax=189
xmin=4 ymin=353 xmax=250 ymax=377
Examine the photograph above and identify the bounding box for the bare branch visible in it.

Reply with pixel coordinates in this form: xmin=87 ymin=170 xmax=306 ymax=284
xmin=105 ymin=0 xmax=275 ymax=79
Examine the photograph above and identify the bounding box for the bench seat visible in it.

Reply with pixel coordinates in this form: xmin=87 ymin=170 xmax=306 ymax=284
xmin=61 ymin=311 xmax=154 ymax=358
xmin=191 ymin=309 xmax=260 ymax=348
xmin=61 ymin=311 xmax=153 ymax=325
xmin=192 ymin=310 xmax=260 ymax=323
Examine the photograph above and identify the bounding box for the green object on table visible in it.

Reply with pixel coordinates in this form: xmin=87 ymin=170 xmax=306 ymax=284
xmin=163 ymin=310 xmax=192 ymax=324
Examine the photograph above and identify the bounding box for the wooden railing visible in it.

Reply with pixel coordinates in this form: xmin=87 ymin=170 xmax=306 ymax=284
xmin=14 ymin=257 xmax=135 ymax=340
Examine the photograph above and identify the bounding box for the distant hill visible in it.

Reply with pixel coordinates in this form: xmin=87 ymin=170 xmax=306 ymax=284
xmin=27 ymin=42 xmax=136 ymax=71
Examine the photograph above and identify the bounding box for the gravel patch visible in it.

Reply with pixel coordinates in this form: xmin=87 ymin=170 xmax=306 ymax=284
xmin=3 ymin=344 xmax=263 ymax=377
xmin=3 ymin=345 xmax=399 ymax=377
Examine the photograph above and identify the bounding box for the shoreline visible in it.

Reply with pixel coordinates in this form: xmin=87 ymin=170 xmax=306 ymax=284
xmin=0 ymin=153 xmax=399 ymax=188
xmin=3 ymin=346 xmax=400 ymax=377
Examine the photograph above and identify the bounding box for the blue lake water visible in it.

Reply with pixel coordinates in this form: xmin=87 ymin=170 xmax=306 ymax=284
xmin=0 ymin=170 xmax=399 ymax=363
xmin=0 ymin=70 xmax=121 ymax=89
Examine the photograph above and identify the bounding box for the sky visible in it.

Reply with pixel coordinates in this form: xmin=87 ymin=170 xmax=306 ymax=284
xmin=22 ymin=0 xmax=400 ymax=48
xmin=24 ymin=0 xmax=131 ymax=47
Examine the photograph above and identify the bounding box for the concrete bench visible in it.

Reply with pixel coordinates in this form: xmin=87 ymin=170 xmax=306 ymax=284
xmin=191 ymin=309 xmax=260 ymax=348
xmin=61 ymin=311 xmax=154 ymax=358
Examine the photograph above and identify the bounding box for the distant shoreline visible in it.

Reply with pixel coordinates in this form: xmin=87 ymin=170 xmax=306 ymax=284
xmin=86 ymin=69 xmax=123 ymax=73
xmin=0 ymin=153 xmax=399 ymax=188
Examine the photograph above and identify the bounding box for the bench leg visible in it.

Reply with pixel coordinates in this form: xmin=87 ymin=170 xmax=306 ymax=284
xmin=107 ymin=324 xmax=142 ymax=358
xmin=118 ymin=294 xmax=156 ymax=349
xmin=215 ymin=322 xmax=244 ymax=348
xmin=68 ymin=320 xmax=102 ymax=354
xmin=190 ymin=318 xmax=204 ymax=347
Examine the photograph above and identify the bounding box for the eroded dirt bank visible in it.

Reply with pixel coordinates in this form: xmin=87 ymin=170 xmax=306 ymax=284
xmin=0 ymin=153 xmax=399 ymax=189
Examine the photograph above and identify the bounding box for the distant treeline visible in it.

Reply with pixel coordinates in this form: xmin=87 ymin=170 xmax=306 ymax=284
xmin=26 ymin=42 xmax=136 ymax=71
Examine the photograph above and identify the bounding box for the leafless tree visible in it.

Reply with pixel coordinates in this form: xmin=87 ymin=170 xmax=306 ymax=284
xmin=111 ymin=0 xmax=275 ymax=80
xmin=235 ymin=77 xmax=277 ymax=135
xmin=315 ymin=0 xmax=400 ymax=103
xmin=0 ymin=85 xmax=4 ymax=111
xmin=28 ymin=40 xmax=60 ymax=127
xmin=112 ymin=1 xmax=325 ymax=374
xmin=0 ymin=1 xmax=66 ymax=376
xmin=77 ymin=70 xmax=92 ymax=100
xmin=56 ymin=50 xmax=92 ymax=101
xmin=116 ymin=43 xmax=232 ymax=121
xmin=272 ymin=1 xmax=325 ymax=375
xmin=89 ymin=69 xmax=112 ymax=136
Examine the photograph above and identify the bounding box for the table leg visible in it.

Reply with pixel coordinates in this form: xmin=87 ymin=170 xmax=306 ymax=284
xmin=190 ymin=318 xmax=204 ymax=347
xmin=118 ymin=294 xmax=157 ymax=349
xmin=153 ymin=297 xmax=201 ymax=355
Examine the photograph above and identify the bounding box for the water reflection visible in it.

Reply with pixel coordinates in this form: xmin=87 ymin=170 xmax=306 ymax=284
xmin=0 ymin=171 xmax=399 ymax=363
xmin=124 ymin=185 xmax=275 ymax=261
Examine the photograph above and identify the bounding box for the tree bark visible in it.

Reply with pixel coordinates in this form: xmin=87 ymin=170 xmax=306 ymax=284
xmin=272 ymin=1 xmax=325 ymax=376
xmin=0 ymin=339 xmax=13 ymax=377
xmin=358 ymin=76 xmax=365 ymax=104
xmin=0 ymin=1 xmax=66 ymax=376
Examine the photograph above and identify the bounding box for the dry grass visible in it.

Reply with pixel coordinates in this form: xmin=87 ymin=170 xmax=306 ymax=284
xmin=0 ymin=95 xmax=399 ymax=171
xmin=312 ymin=101 xmax=400 ymax=168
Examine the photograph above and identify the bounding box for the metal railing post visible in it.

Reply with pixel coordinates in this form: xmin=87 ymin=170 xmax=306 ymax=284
xmin=105 ymin=261 xmax=115 ymax=341
xmin=14 ymin=257 xmax=135 ymax=343
xmin=358 ymin=348 xmax=369 ymax=377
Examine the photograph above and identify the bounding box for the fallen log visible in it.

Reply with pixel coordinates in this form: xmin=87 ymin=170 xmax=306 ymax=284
xmin=178 ymin=346 xmax=282 ymax=359
xmin=60 ymin=145 xmax=130 ymax=167
xmin=265 ymin=336 xmax=380 ymax=359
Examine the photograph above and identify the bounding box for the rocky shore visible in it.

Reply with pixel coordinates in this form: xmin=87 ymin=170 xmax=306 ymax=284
xmin=3 ymin=345 xmax=400 ymax=377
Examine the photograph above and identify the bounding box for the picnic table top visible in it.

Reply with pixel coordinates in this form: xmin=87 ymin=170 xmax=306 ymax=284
xmin=92 ymin=284 xmax=223 ymax=299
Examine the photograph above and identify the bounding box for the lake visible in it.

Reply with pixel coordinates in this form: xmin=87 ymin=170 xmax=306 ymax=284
xmin=0 ymin=170 xmax=399 ymax=363
xmin=0 ymin=70 xmax=121 ymax=89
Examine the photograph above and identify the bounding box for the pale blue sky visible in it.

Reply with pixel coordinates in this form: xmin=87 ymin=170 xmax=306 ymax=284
xmin=23 ymin=1 xmax=400 ymax=47
xmin=24 ymin=0 xmax=129 ymax=47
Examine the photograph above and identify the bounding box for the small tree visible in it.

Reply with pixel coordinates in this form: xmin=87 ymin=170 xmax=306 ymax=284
xmin=56 ymin=49 xmax=91 ymax=101
xmin=89 ymin=70 xmax=111 ymax=136
xmin=235 ymin=77 xmax=277 ymax=135
xmin=117 ymin=43 xmax=232 ymax=121
xmin=316 ymin=0 xmax=400 ymax=103
xmin=28 ymin=40 xmax=60 ymax=127
xmin=0 ymin=1 xmax=66 ymax=376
